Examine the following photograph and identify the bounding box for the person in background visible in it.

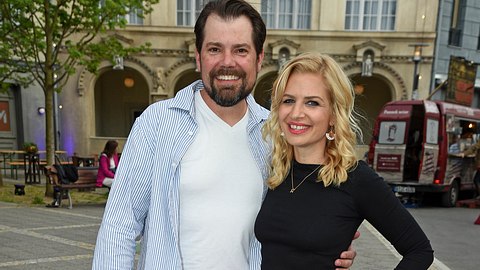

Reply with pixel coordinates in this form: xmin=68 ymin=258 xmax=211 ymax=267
xmin=96 ymin=140 xmax=119 ymax=188
xmin=459 ymin=139 xmax=480 ymax=199
xmin=254 ymin=52 xmax=434 ymax=269
xmin=448 ymin=134 xmax=461 ymax=154
xmin=92 ymin=1 xmax=356 ymax=269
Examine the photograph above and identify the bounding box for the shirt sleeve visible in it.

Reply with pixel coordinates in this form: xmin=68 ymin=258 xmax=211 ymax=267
xmin=92 ymin=115 xmax=155 ymax=269
xmin=351 ymin=162 xmax=434 ymax=269
xmin=249 ymin=235 xmax=262 ymax=270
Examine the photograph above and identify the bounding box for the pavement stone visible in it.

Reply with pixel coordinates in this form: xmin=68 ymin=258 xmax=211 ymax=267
xmin=0 ymin=180 xmax=449 ymax=269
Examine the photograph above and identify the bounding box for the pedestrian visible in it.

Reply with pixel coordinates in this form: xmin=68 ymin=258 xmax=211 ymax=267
xmin=254 ymin=52 xmax=434 ymax=269
xmin=92 ymin=1 xmax=356 ymax=269
xmin=96 ymin=140 xmax=119 ymax=188
xmin=460 ymin=139 xmax=480 ymax=199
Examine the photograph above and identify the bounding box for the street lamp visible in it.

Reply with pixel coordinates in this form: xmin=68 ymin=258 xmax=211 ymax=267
xmin=409 ymin=43 xmax=428 ymax=100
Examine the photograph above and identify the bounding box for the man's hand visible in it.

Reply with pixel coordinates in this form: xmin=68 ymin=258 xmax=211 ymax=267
xmin=334 ymin=231 xmax=360 ymax=270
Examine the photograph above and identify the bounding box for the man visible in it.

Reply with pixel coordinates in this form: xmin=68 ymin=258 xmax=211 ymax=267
xmin=92 ymin=1 xmax=356 ymax=269
xmin=460 ymin=139 xmax=480 ymax=198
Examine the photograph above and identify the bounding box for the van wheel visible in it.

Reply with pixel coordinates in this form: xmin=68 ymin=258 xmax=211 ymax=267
xmin=441 ymin=181 xmax=459 ymax=207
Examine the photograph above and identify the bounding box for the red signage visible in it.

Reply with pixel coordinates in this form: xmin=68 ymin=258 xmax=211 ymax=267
xmin=0 ymin=101 xmax=11 ymax=132
xmin=376 ymin=154 xmax=401 ymax=171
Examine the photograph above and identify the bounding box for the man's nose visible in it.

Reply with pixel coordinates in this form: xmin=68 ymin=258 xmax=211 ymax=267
xmin=220 ymin=51 xmax=235 ymax=67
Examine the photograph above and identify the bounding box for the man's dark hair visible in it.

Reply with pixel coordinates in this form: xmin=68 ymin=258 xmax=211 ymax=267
xmin=194 ymin=0 xmax=266 ymax=58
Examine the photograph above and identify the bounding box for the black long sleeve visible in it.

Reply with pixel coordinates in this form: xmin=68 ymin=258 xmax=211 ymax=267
xmin=255 ymin=161 xmax=433 ymax=269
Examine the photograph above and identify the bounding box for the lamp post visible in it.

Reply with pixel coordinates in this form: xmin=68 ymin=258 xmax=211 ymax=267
xmin=409 ymin=43 xmax=428 ymax=100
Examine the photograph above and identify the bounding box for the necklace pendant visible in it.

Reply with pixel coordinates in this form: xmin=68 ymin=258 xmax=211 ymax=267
xmin=290 ymin=188 xmax=295 ymax=193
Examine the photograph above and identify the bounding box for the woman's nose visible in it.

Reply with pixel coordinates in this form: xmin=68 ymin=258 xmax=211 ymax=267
xmin=290 ymin=103 xmax=305 ymax=120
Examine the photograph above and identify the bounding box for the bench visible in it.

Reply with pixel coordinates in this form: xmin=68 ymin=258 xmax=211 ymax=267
xmin=44 ymin=166 xmax=105 ymax=209
xmin=9 ymin=160 xmax=72 ymax=180
xmin=6 ymin=161 xmax=24 ymax=179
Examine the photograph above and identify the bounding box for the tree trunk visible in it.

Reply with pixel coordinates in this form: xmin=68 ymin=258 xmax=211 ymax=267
xmin=44 ymin=87 xmax=55 ymax=197
xmin=44 ymin=11 xmax=55 ymax=198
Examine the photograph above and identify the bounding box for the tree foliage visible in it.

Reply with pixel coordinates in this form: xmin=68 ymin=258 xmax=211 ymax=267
xmin=0 ymin=0 xmax=159 ymax=192
xmin=0 ymin=0 xmax=158 ymax=92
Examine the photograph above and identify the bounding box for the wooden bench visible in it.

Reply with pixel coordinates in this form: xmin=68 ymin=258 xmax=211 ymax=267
xmin=6 ymin=161 xmax=24 ymax=179
xmin=44 ymin=166 xmax=105 ymax=209
xmin=8 ymin=160 xmax=72 ymax=180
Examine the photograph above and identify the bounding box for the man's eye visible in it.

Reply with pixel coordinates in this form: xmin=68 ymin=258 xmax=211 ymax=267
xmin=236 ymin=48 xmax=248 ymax=55
xmin=208 ymin=48 xmax=220 ymax=53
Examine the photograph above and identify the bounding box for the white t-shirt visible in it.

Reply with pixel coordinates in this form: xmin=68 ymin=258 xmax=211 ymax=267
xmin=179 ymin=90 xmax=264 ymax=269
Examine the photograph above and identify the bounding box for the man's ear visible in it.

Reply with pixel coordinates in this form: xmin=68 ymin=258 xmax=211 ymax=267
xmin=257 ymin=49 xmax=265 ymax=71
xmin=195 ymin=48 xmax=201 ymax=72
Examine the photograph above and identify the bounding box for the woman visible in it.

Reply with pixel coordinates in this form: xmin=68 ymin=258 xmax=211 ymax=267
xmin=96 ymin=140 xmax=119 ymax=188
xmin=254 ymin=52 xmax=433 ymax=269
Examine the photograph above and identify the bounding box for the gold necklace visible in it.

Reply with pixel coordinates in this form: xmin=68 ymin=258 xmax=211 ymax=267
xmin=290 ymin=164 xmax=321 ymax=193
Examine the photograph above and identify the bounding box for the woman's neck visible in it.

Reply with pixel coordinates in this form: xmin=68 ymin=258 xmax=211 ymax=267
xmin=293 ymin=149 xmax=326 ymax=165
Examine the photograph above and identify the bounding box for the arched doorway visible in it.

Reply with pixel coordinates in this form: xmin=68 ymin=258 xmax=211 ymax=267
xmin=94 ymin=67 xmax=149 ymax=137
xmin=172 ymin=69 xmax=277 ymax=110
xmin=174 ymin=70 xmax=201 ymax=95
xmin=351 ymin=74 xmax=393 ymax=144
xmin=254 ymin=71 xmax=278 ymax=109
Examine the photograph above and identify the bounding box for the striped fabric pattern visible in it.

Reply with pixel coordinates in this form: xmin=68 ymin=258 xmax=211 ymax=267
xmin=93 ymin=80 xmax=270 ymax=270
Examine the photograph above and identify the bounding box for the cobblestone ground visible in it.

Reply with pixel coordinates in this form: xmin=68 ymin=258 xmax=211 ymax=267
xmin=0 ymin=200 xmax=450 ymax=270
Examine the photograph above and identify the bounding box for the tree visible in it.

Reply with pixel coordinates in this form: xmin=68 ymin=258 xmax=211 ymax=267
xmin=0 ymin=0 xmax=158 ymax=194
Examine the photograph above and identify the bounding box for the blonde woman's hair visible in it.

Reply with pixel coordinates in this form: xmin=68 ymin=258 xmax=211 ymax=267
xmin=262 ymin=52 xmax=363 ymax=188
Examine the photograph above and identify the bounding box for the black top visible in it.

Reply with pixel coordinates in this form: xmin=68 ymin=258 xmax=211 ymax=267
xmin=254 ymin=160 xmax=433 ymax=269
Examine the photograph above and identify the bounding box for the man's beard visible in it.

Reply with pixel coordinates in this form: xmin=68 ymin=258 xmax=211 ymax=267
xmin=206 ymin=67 xmax=253 ymax=107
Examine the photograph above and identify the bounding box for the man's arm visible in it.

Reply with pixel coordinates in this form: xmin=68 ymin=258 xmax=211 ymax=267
xmin=92 ymin=118 xmax=154 ymax=269
xmin=334 ymin=231 xmax=360 ymax=270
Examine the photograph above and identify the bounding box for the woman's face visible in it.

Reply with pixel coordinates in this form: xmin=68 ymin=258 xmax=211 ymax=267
xmin=278 ymin=72 xmax=333 ymax=157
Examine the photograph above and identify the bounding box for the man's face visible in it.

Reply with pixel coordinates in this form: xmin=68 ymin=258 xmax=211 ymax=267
xmin=195 ymin=14 xmax=264 ymax=107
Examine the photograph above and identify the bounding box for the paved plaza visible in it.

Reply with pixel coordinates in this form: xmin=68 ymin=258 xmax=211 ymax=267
xmin=0 ymin=187 xmax=450 ymax=270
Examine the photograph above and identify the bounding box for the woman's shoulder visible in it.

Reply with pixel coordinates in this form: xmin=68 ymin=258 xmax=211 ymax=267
xmin=350 ymin=160 xmax=376 ymax=176
xmin=345 ymin=161 xmax=384 ymax=186
xmin=341 ymin=161 xmax=393 ymax=200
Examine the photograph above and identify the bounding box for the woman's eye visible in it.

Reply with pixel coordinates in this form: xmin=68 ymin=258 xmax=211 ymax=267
xmin=282 ymin=98 xmax=294 ymax=104
xmin=306 ymin=100 xmax=320 ymax=106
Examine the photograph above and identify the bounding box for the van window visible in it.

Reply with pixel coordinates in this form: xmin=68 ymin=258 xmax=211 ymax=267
xmin=378 ymin=121 xmax=406 ymax=144
xmin=426 ymin=119 xmax=439 ymax=144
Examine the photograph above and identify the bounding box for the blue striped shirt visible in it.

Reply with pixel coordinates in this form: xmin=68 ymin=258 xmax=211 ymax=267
xmin=92 ymin=80 xmax=270 ymax=269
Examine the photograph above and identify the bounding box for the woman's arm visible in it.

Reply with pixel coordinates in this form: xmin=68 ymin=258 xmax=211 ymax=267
xmin=98 ymin=155 xmax=115 ymax=178
xmin=354 ymin=164 xmax=434 ymax=269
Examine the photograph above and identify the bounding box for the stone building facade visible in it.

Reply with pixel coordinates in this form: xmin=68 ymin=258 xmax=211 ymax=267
xmin=430 ymin=0 xmax=480 ymax=106
xmin=1 ymin=0 xmax=439 ymax=157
